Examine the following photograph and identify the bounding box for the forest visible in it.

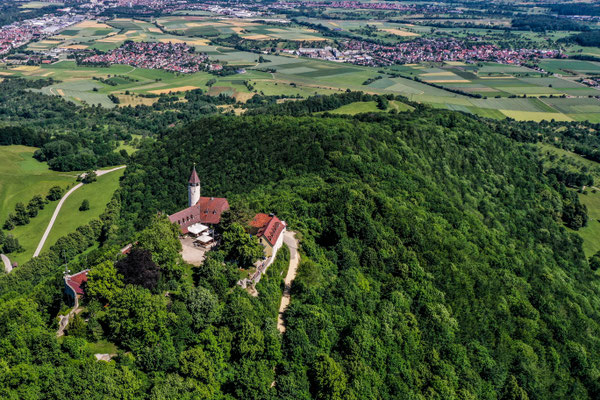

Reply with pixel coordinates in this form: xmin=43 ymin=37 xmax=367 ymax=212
xmin=1 ymin=90 xmax=600 ymax=398
xmin=0 ymin=78 xmax=228 ymax=171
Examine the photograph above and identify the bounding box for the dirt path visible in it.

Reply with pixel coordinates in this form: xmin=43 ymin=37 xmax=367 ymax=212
xmin=33 ymin=166 xmax=125 ymax=258
xmin=1 ymin=254 xmax=11 ymax=273
xmin=277 ymin=231 xmax=300 ymax=333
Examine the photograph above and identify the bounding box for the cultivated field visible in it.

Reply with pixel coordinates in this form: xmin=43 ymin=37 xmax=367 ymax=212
xmin=6 ymin=16 xmax=600 ymax=122
xmin=157 ymin=16 xmax=328 ymax=41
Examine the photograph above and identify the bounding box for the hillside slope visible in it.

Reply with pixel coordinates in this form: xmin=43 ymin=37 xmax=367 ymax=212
xmin=116 ymin=111 xmax=600 ymax=399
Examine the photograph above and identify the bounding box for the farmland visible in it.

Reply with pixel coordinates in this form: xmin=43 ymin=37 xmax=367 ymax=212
xmin=2 ymin=14 xmax=600 ymax=122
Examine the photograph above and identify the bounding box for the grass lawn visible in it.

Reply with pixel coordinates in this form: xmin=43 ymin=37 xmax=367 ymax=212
xmin=0 ymin=146 xmax=80 ymax=264
xmin=86 ymin=340 xmax=118 ymax=354
xmin=41 ymin=168 xmax=124 ymax=254
xmin=576 ymin=190 xmax=600 ymax=257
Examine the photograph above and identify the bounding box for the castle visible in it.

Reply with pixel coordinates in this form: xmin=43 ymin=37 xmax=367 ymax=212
xmin=168 ymin=166 xmax=230 ymax=235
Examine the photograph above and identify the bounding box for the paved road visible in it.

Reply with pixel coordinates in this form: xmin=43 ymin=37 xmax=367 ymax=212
xmin=33 ymin=166 xmax=125 ymax=258
xmin=1 ymin=254 xmax=11 ymax=273
xmin=277 ymin=231 xmax=300 ymax=333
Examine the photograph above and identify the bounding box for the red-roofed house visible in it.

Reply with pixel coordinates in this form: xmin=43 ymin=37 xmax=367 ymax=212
xmin=65 ymin=269 xmax=89 ymax=307
xmin=168 ymin=167 xmax=229 ymax=234
xmin=250 ymin=213 xmax=287 ymax=258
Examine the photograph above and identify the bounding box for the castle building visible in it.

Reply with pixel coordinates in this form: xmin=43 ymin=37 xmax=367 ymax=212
xmin=168 ymin=166 xmax=229 ymax=235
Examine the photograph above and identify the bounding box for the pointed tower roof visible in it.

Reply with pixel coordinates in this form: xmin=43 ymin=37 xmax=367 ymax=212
xmin=188 ymin=165 xmax=200 ymax=185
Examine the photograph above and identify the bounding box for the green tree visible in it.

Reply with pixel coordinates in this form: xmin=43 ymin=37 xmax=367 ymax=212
xmin=184 ymin=286 xmax=219 ymax=331
xmin=82 ymin=170 xmax=97 ymax=184
xmin=47 ymin=185 xmax=64 ymax=201
xmin=79 ymin=199 xmax=90 ymax=211
xmin=13 ymin=202 xmax=30 ymax=225
xmin=86 ymin=260 xmax=124 ymax=303
xmin=221 ymin=223 xmax=263 ymax=267
xmin=501 ymin=375 xmax=529 ymax=400
xmin=106 ymin=285 xmax=171 ymax=352
xmin=310 ymin=354 xmax=348 ymax=400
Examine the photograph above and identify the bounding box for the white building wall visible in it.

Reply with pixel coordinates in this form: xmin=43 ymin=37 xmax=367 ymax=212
xmin=188 ymin=183 xmax=200 ymax=207
xmin=270 ymin=226 xmax=286 ymax=259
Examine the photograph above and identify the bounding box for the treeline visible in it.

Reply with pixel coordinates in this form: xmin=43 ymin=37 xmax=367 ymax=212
xmin=564 ymin=30 xmax=600 ymax=47
xmin=245 ymin=91 xmax=419 ymax=116
xmin=512 ymin=15 xmax=588 ymax=32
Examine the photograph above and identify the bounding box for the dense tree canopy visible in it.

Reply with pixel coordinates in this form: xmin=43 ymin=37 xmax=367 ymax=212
xmin=1 ymin=93 xmax=600 ymax=399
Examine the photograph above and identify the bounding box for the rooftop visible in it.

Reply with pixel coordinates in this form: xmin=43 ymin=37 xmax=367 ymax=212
xmin=169 ymin=196 xmax=229 ymax=232
xmin=251 ymin=213 xmax=286 ymax=246
xmin=66 ymin=269 xmax=89 ymax=296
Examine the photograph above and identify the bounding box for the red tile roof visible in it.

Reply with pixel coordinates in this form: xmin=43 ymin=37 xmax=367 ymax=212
xmin=252 ymin=213 xmax=286 ymax=246
xmin=250 ymin=213 xmax=272 ymax=229
xmin=66 ymin=270 xmax=89 ymax=295
xmin=189 ymin=166 xmax=200 ymax=185
xmin=168 ymin=197 xmax=229 ymax=233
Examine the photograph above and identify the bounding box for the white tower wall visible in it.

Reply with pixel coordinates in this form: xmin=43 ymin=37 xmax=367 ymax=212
xmin=189 ymin=183 xmax=200 ymax=207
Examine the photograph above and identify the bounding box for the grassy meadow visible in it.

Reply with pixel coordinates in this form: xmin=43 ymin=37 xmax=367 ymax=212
xmin=41 ymin=168 xmax=124 ymax=254
xmin=0 ymin=146 xmax=123 ymax=265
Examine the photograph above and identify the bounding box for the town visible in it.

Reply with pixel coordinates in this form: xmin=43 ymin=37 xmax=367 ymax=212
xmin=81 ymin=41 xmax=209 ymax=73
xmin=0 ymin=12 xmax=85 ymax=55
xmin=286 ymin=38 xmax=563 ymax=67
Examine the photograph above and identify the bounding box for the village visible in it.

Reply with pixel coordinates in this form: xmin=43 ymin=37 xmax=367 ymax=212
xmin=284 ymin=38 xmax=563 ymax=67
xmin=80 ymin=41 xmax=209 ymax=74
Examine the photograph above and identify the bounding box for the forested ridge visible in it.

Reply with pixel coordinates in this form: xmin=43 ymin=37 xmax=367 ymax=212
xmin=116 ymin=111 xmax=599 ymax=399
xmin=1 ymin=104 xmax=600 ymax=398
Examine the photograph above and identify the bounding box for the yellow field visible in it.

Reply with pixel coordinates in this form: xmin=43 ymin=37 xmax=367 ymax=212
xmin=148 ymin=27 xmax=162 ymax=33
xmin=116 ymin=94 xmax=159 ymax=106
xmin=381 ymin=28 xmax=419 ymax=37
xmin=157 ymin=38 xmax=210 ymax=45
xmin=0 ymin=72 xmax=14 ymax=76
xmin=500 ymin=110 xmax=573 ymax=122
xmin=149 ymin=85 xmax=200 ymax=94
xmin=427 ymin=79 xmax=471 ymax=83
xmin=61 ymin=44 xmax=89 ymax=50
xmin=73 ymin=20 xmax=112 ymax=29
xmin=13 ymin=66 xmax=40 ymax=72
xmin=422 ymin=71 xmax=455 ymax=77
xmin=244 ymin=34 xmax=272 ymax=40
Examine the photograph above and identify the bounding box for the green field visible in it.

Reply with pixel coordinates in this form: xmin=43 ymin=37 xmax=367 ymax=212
xmin=325 ymin=100 xmax=413 ymax=115
xmin=0 ymin=146 xmax=124 ymax=265
xmin=157 ymin=16 xmax=328 ymax=41
xmin=0 ymin=146 xmax=77 ymax=226
xmin=577 ymin=190 xmax=600 ymax=257
xmin=41 ymin=168 xmax=124 ymax=254
xmin=0 ymin=146 xmax=79 ymax=264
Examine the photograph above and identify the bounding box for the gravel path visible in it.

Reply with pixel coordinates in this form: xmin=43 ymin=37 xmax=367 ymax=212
xmin=277 ymin=231 xmax=300 ymax=333
xmin=33 ymin=166 xmax=125 ymax=258
xmin=1 ymin=254 xmax=11 ymax=273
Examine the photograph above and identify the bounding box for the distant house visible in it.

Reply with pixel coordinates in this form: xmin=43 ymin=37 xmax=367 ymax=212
xmin=250 ymin=213 xmax=286 ymax=258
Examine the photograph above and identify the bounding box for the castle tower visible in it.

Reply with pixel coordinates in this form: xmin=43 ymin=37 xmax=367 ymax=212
xmin=188 ymin=165 xmax=201 ymax=207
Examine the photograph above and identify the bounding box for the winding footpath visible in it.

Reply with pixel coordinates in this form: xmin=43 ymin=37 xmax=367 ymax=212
xmin=33 ymin=166 xmax=126 ymax=258
xmin=1 ymin=254 xmax=11 ymax=273
xmin=277 ymin=231 xmax=300 ymax=333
